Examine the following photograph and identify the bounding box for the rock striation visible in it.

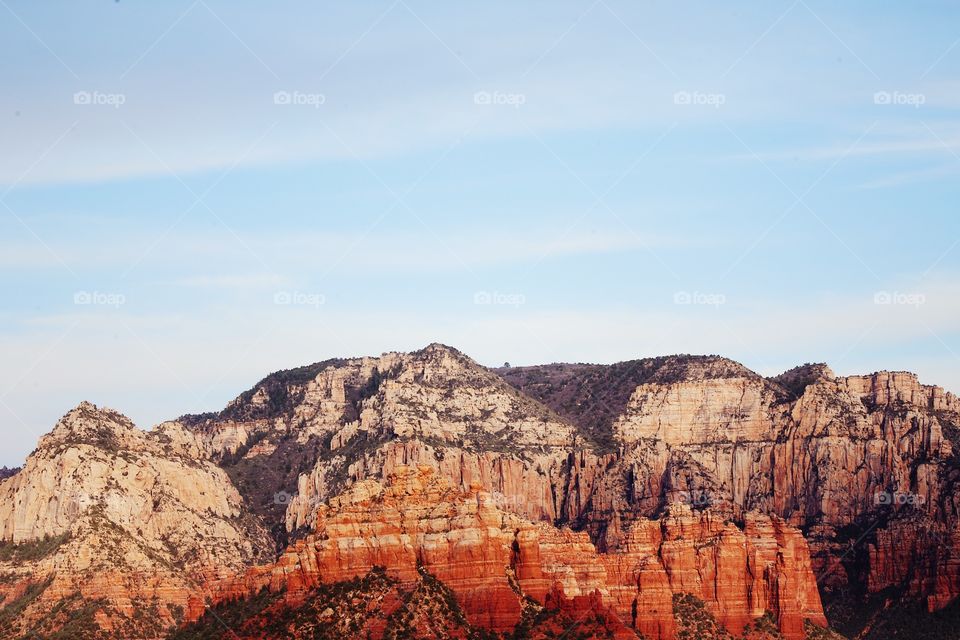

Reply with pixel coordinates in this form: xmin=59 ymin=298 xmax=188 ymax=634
xmin=0 ymin=402 xmax=271 ymax=638
xmin=4 ymin=345 xmax=960 ymax=639
xmin=178 ymin=344 xmax=582 ymax=546
xmin=502 ymin=359 xmax=960 ymax=621
xmin=175 ymin=347 xmax=960 ymax=634
xmin=205 ymin=466 xmax=826 ymax=640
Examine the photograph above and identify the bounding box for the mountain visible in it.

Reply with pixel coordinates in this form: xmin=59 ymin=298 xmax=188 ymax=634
xmin=0 ymin=402 xmax=271 ymax=639
xmin=176 ymin=343 xmax=584 ymax=551
xmin=499 ymin=357 xmax=960 ymax=638
xmin=177 ymin=465 xmax=823 ymax=640
xmin=0 ymin=344 xmax=957 ymax=639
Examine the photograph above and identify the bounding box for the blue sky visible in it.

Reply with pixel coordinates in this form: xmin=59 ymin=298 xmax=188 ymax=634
xmin=1 ymin=1 xmax=959 ymax=465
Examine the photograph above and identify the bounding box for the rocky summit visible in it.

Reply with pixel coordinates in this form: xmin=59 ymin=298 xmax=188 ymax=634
xmin=1 ymin=344 xmax=958 ymax=639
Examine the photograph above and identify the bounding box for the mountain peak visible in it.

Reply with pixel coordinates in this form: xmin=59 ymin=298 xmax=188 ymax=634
xmin=641 ymin=354 xmax=760 ymax=383
xmin=41 ymin=401 xmax=137 ymax=450
xmin=410 ymin=342 xmax=475 ymax=366
xmin=771 ymin=363 xmax=836 ymax=399
xmin=420 ymin=341 xmax=459 ymax=353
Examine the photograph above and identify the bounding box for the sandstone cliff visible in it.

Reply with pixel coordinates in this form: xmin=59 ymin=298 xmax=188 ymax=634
xmin=4 ymin=345 xmax=958 ymax=639
xmin=197 ymin=466 xmax=827 ymax=640
xmin=501 ymin=358 xmax=960 ymax=631
xmin=177 ymin=344 xmax=583 ymax=552
xmin=0 ymin=402 xmax=271 ymax=639
xmin=176 ymin=347 xmax=960 ymax=635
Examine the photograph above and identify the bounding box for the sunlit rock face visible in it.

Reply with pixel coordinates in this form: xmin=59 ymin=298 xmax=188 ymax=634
xmin=0 ymin=402 xmax=272 ymax=638
xmin=502 ymin=358 xmax=960 ymax=613
xmin=3 ymin=344 xmax=958 ymax=638
xmin=203 ymin=465 xmax=824 ymax=640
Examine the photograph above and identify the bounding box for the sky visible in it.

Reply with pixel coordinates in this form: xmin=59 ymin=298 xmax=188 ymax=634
xmin=1 ymin=0 xmax=959 ymax=466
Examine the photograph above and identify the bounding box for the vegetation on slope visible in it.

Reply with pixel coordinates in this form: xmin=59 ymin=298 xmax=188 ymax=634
xmin=825 ymin=587 xmax=960 ymax=640
xmin=496 ymin=355 xmax=771 ymax=452
xmin=170 ymin=566 xmax=637 ymax=640
xmin=0 ymin=533 xmax=70 ymax=562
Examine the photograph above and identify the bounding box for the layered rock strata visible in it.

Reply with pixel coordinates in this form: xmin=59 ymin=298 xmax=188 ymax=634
xmin=0 ymin=402 xmax=271 ymax=638
xmin=207 ymin=466 xmax=827 ymax=640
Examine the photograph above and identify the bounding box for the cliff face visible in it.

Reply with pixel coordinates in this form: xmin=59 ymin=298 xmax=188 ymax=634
xmin=504 ymin=359 xmax=960 ymax=619
xmin=0 ymin=402 xmax=271 ymax=639
xmin=178 ymin=348 xmax=960 ymax=633
xmin=177 ymin=343 xmax=581 ymax=548
xmin=202 ymin=466 xmax=825 ymax=640
xmin=3 ymin=345 xmax=958 ymax=639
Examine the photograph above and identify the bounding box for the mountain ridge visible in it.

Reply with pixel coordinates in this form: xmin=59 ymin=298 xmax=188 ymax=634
xmin=3 ymin=344 xmax=960 ymax=639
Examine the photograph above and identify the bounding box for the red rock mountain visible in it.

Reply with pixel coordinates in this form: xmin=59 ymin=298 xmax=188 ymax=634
xmin=0 ymin=344 xmax=957 ymax=639
xmin=191 ymin=465 xmax=824 ymax=639
xmin=0 ymin=402 xmax=272 ymax=638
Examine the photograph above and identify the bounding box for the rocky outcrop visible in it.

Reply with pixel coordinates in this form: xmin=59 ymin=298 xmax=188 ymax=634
xmin=173 ymin=347 xmax=960 ymax=632
xmin=179 ymin=344 xmax=582 ymax=543
xmin=507 ymin=359 xmax=960 ymax=624
xmin=5 ymin=345 xmax=960 ymax=639
xmin=0 ymin=402 xmax=271 ymax=638
xmin=207 ymin=466 xmax=827 ymax=640
xmin=612 ymin=363 xmax=778 ymax=445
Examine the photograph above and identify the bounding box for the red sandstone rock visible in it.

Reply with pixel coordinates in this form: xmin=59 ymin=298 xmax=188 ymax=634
xmin=204 ymin=466 xmax=827 ymax=640
xmin=6 ymin=347 xmax=959 ymax=639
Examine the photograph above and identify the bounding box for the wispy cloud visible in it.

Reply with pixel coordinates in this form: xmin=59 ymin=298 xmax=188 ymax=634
xmin=854 ymin=163 xmax=960 ymax=189
xmin=172 ymin=274 xmax=290 ymax=288
xmin=730 ymin=131 xmax=960 ymax=162
xmin=0 ymin=228 xmax=702 ymax=275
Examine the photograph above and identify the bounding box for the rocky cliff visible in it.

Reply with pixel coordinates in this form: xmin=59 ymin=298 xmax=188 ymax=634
xmin=177 ymin=343 xmax=583 ymax=552
xmin=500 ymin=358 xmax=960 ymax=634
xmin=2 ymin=345 xmax=958 ymax=639
xmin=194 ymin=466 xmax=827 ymax=640
xmin=0 ymin=402 xmax=271 ymax=639
xmin=175 ymin=347 xmax=960 ymax=636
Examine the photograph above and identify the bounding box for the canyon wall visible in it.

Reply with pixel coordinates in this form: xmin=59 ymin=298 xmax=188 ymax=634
xmin=3 ymin=345 xmax=959 ymax=638
xmin=208 ymin=465 xmax=826 ymax=640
